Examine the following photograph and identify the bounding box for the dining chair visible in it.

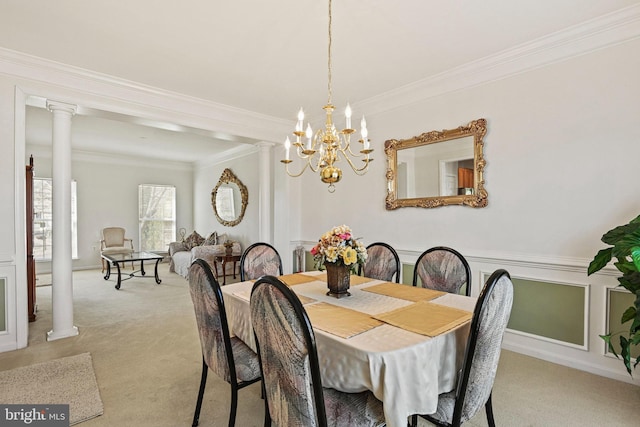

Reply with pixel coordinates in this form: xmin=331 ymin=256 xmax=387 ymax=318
xmin=188 ymin=259 xmax=261 ymax=427
xmin=100 ymin=227 xmax=134 ymax=272
xmin=359 ymin=242 xmax=400 ymax=283
xmin=413 ymin=246 xmax=471 ymax=296
xmin=250 ymin=275 xmax=386 ymax=427
xmin=410 ymin=269 xmax=514 ymax=427
xmin=240 ymin=242 xmax=283 ymax=281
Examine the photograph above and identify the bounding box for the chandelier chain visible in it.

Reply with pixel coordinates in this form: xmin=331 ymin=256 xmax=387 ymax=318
xmin=281 ymin=0 xmax=372 ymax=191
xmin=327 ymin=0 xmax=332 ymax=105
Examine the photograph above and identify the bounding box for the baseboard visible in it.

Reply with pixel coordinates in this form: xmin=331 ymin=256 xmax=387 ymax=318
xmin=502 ymin=339 xmax=639 ymax=386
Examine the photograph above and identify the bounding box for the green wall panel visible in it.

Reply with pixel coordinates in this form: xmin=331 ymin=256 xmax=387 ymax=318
xmin=608 ymin=290 xmax=640 ymax=358
xmin=0 ymin=277 xmax=5 ymax=332
xmin=507 ymin=277 xmax=585 ymax=346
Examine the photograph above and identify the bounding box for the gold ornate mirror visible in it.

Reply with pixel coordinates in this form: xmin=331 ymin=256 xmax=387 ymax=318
xmin=385 ymin=118 xmax=488 ymax=209
xmin=211 ymin=168 xmax=249 ymax=226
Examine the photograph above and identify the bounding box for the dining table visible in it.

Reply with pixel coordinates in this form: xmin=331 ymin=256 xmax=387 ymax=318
xmin=220 ymin=270 xmax=476 ymax=427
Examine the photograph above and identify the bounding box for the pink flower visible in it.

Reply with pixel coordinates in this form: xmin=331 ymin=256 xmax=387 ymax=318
xmin=310 ymin=245 xmax=319 ymax=256
xmin=339 ymin=233 xmax=351 ymax=240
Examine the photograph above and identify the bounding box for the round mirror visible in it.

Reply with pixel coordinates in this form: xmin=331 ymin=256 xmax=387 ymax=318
xmin=211 ymin=169 xmax=248 ymax=227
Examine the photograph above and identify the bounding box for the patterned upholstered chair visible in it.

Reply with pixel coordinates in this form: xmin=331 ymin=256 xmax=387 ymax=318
xmin=359 ymin=242 xmax=400 ymax=283
xmin=239 ymin=242 xmax=283 ymax=281
xmin=100 ymin=227 xmax=134 ymax=272
xmin=413 ymin=246 xmax=472 ymax=296
xmin=410 ymin=269 xmax=514 ymax=427
xmin=250 ymin=275 xmax=386 ymax=427
xmin=188 ymin=259 xmax=261 ymax=427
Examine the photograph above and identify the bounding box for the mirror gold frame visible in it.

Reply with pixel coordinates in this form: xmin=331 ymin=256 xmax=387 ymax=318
xmin=211 ymin=168 xmax=249 ymax=227
xmin=385 ymin=118 xmax=488 ymax=209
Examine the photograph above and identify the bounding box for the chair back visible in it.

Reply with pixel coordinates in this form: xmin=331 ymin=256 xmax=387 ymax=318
xmin=360 ymin=242 xmax=400 ymax=282
xmin=188 ymin=258 xmax=238 ymax=385
xmin=452 ymin=269 xmax=514 ymax=425
xmin=240 ymin=242 xmax=283 ymax=281
xmin=102 ymin=227 xmax=126 ymax=248
xmin=413 ymin=246 xmax=471 ymax=296
xmin=250 ymin=276 xmax=327 ymax=427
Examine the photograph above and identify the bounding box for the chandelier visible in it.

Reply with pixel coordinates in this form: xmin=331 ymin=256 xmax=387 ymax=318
xmin=281 ymin=0 xmax=373 ymax=193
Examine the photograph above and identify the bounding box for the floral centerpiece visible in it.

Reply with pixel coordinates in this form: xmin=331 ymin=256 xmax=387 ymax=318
xmin=311 ymin=225 xmax=367 ymax=297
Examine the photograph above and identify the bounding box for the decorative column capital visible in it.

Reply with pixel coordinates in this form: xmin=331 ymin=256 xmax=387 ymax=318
xmin=46 ymin=100 xmax=77 ymax=116
xmin=256 ymin=141 xmax=275 ymax=149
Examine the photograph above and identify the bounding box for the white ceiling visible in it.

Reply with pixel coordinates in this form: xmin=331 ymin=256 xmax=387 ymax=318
xmin=3 ymin=0 xmax=638 ymax=162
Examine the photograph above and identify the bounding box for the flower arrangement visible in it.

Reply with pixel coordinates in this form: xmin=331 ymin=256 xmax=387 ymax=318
xmin=310 ymin=225 xmax=367 ymax=273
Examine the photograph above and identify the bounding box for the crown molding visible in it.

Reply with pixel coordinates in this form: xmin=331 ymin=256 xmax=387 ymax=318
xmin=194 ymin=143 xmax=259 ymax=171
xmin=0 ymin=47 xmax=290 ymax=143
xmin=27 ymin=144 xmax=194 ymax=171
xmin=356 ymin=4 xmax=640 ymax=116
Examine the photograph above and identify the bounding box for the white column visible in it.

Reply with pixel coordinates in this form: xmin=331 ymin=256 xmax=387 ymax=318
xmin=46 ymin=100 xmax=79 ymax=341
xmin=257 ymin=142 xmax=274 ymax=243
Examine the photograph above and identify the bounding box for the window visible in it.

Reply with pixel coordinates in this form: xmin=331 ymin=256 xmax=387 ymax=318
xmin=138 ymin=184 xmax=176 ymax=252
xmin=33 ymin=178 xmax=78 ymax=260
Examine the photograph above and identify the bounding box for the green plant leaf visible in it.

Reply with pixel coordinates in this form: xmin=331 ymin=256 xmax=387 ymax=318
xmin=632 ymin=247 xmax=640 ymax=271
xmin=630 ymin=214 xmax=640 ymax=225
xmin=614 ymin=259 xmax=637 ymax=275
xmin=618 ymin=272 xmax=640 ymax=293
xmin=619 ymin=336 xmax=632 ymax=375
xmin=600 ymin=334 xmax=618 ymax=357
xmin=621 ymin=307 xmax=637 ymax=324
xmin=613 ymin=231 xmax=640 ymax=258
xmin=603 ymin=221 xmax=640 ymax=245
xmin=588 ymin=248 xmax=612 ymax=275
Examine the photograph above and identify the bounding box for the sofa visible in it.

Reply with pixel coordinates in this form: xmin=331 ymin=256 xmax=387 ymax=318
xmin=169 ymin=231 xmax=242 ymax=279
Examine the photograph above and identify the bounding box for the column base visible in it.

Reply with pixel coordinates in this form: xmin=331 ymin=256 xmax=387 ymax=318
xmin=47 ymin=326 xmax=79 ymax=341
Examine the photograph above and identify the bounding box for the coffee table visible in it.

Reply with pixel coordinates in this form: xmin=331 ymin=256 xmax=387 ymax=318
xmin=213 ymin=254 xmax=241 ymax=285
xmin=102 ymin=251 xmax=163 ymax=289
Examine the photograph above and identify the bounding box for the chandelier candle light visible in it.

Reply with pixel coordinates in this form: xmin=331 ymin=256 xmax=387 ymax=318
xmin=281 ymin=0 xmax=373 ymax=193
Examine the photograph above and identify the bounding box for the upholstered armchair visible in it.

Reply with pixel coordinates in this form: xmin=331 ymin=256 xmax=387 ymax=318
xmin=100 ymin=227 xmax=134 ymax=272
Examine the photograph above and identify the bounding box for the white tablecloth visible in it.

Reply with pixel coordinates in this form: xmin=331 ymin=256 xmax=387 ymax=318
xmin=220 ymin=271 xmax=475 ymax=427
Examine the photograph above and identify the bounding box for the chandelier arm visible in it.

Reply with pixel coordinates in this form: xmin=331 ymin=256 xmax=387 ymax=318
xmin=341 ymin=149 xmax=372 ymax=174
xmin=284 ymin=161 xmax=312 ymax=178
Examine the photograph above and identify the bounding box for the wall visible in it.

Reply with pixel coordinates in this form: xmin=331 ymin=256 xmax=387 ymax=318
xmin=193 ymin=150 xmax=260 ymax=250
xmin=27 ymin=147 xmax=194 ymax=273
xmin=291 ymin=38 xmax=640 ymax=383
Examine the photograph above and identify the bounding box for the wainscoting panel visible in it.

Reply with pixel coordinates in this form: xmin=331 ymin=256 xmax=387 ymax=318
xmin=504 ymin=276 xmax=588 ymax=349
xmin=606 ymin=287 xmax=640 ymax=359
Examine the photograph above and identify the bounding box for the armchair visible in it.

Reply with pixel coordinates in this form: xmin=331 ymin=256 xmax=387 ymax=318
xmin=100 ymin=227 xmax=134 ymax=272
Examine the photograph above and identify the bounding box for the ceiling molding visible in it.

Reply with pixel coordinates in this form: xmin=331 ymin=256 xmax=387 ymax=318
xmin=0 ymin=47 xmax=291 ymax=143
xmin=356 ymin=4 xmax=640 ymax=117
xmin=194 ymin=144 xmax=259 ymax=171
xmin=27 ymin=144 xmax=194 ymax=171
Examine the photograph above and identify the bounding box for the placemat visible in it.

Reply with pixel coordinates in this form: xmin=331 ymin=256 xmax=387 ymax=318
xmin=305 ymin=302 xmax=382 ymax=339
xmin=362 ymin=282 xmax=445 ymax=302
xmin=374 ymin=301 xmax=472 ymax=337
xmin=279 ymin=273 xmax=319 ymax=286
xmin=311 ymin=272 xmax=375 ymax=286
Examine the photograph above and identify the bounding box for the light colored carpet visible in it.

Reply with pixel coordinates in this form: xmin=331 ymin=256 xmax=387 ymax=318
xmin=0 ymin=352 xmax=103 ymax=425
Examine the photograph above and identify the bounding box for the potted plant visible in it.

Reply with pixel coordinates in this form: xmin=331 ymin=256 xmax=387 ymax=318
xmin=588 ymin=214 xmax=640 ymax=376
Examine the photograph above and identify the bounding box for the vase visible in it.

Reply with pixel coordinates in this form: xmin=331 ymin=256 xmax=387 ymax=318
xmin=325 ymin=262 xmax=351 ymax=298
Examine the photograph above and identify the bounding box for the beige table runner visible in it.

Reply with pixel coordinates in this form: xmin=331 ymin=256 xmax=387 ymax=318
xmin=305 ymin=302 xmax=383 ymax=339
xmin=233 ymin=289 xmax=315 ymax=305
xmin=374 ymin=301 xmax=472 ymax=337
xmin=311 ymin=272 xmax=375 ymax=286
xmin=362 ymin=282 xmax=445 ymax=302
